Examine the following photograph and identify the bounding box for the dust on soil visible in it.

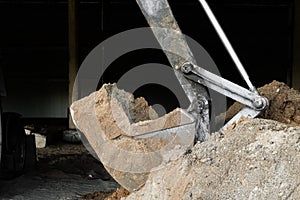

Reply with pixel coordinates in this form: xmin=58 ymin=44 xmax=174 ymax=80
xmin=36 ymin=143 xmax=111 ymax=180
xmin=0 ymin=143 xmax=119 ymax=200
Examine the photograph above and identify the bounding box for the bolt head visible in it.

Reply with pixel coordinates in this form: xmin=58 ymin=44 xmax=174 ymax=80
xmin=253 ymin=98 xmax=264 ymax=109
xmin=181 ymin=62 xmax=193 ymax=73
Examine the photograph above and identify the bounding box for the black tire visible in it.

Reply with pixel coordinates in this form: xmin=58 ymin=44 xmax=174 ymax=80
xmin=0 ymin=112 xmax=26 ymax=179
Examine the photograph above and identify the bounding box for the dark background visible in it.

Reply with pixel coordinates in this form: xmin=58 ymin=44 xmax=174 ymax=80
xmin=0 ymin=0 xmax=297 ymax=121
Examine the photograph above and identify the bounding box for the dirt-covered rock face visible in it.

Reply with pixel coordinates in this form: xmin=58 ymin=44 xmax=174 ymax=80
xmin=125 ymin=119 xmax=300 ymax=200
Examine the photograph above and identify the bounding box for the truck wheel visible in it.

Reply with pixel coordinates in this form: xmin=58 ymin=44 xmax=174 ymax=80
xmin=0 ymin=112 xmax=26 ymax=179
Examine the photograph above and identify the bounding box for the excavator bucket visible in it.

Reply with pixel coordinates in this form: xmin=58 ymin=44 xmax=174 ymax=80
xmin=71 ymin=0 xmax=268 ymax=192
xmin=71 ymin=0 xmax=209 ymax=191
xmin=70 ymin=84 xmax=196 ymax=191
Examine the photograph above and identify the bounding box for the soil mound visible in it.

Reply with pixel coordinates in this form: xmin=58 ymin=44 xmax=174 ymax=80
xmin=125 ymin=119 xmax=300 ymax=200
xmin=226 ymin=80 xmax=300 ymax=125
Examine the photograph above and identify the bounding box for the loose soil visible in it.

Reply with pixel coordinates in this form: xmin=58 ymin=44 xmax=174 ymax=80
xmin=0 ymin=143 xmax=118 ymax=200
xmin=125 ymin=118 xmax=300 ymax=200
xmin=76 ymin=81 xmax=300 ymax=199
xmin=81 ymin=188 xmax=130 ymax=200
xmin=226 ymin=80 xmax=300 ymax=124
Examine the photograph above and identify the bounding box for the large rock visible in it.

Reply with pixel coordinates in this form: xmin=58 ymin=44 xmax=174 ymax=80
xmin=125 ymin=119 xmax=300 ymax=200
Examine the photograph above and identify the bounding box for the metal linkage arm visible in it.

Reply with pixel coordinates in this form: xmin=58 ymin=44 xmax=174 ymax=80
xmin=136 ymin=0 xmax=211 ymax=141
xmin=180 ymin=62 xmax=269 ymax=112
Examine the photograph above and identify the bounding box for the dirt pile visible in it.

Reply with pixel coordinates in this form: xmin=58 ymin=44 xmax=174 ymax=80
xmin=124 ymin=81 xmax=300 ymax=200
xmin=81 ymin=188 xmax=130 ymax=200
xmin=226 ymin=80 xmax=300 ymax=124
xmin=125 ymin=119 xmax=300 ymax=200
xmin=75 ymin=81 xmax=300 ymax=199
xmin=82 ymin=191 xmax=109 ymax=200
xmin=105 ymin=188 xmax=130 ymax=200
